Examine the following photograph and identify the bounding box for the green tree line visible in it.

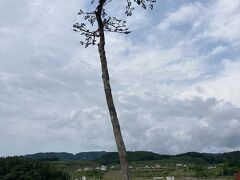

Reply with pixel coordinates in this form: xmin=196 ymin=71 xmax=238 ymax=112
xmin=0 ymin=156 xmax=70 ymax=180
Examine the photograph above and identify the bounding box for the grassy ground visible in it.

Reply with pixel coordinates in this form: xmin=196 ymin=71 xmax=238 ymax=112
xmin=103 ymin=170 xmax=233 ymax=180
xmin=49 ymin=160 xmax=234 ymax=180
xmin=49 ymin=160 xmax=103 ymax=180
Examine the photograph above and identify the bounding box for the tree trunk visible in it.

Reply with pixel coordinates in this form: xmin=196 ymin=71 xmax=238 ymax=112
xmin=96 ymin=1 xmax=129 ymax=180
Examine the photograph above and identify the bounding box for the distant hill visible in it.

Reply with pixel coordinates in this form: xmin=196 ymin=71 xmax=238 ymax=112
xmin=97 ymin=151 xmax=240 ymax=165
xmin=24 ymin=150 xmax=240 ymax=166
xmin=174 ymin=151 xmax=240 ymax=164
xmin=97 ymin=151 xmax=170 ymax=165
xmin=25 ymin=152 xmax=75 ymax=161
xmin=25 ymin=151 xmax=107 ymax=161
xmin=75 ymin=151 xmax=107 ymax=160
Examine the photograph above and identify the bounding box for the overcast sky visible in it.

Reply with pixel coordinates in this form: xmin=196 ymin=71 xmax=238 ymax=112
xmin=0 ymin=0 xmax=240 ymax=156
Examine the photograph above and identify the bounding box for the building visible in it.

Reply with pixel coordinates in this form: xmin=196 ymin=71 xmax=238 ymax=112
xmin=176 ymin=164 xmax=183 ymax=167
xmin=100 ymin=165 xmax=107 ymax=171
xmin=83 ymin=167 xmax=89 ymax=171
xmin=153 ymin=177 xmax=164 ymax=179
xmin=235 ymin=172 xmax=240 ymax=180
xmin=166 ymin=176 xmax=175 ymax=180
xmin=207 ymin=166 xmax=216 ymax=170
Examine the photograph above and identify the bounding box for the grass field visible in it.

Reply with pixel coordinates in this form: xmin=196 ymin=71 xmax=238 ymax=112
xmin=103 ymin=170 xmax=233 ymax=180
xmin=49 ymin=160 xmax=235 ymax=180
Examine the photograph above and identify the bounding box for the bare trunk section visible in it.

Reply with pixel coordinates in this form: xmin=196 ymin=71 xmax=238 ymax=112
xmin=96 ymin=1 xmax=129 ymax=180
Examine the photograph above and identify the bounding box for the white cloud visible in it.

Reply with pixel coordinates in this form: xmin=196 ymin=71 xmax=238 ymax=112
xmin=208 ymin=0 xmax=240 ymax=42
xmin=157 ymin=2 xmax=203 ymax=31
xmin=179 ymin=60 xmax=240 ymax=106
xmin=157 ymin=0 xmax=240 ymax=44
xmin=210 ymin=45 xmax=228 ymax=55
xmin=120 ymin=97 xmax=240 ymax=154
xmin=0 ymin=0 xmax=240 ymax=156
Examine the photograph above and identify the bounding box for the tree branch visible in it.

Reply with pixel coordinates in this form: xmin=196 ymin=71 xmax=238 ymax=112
xmin=73 ymin=0 xmax=156 ymax=47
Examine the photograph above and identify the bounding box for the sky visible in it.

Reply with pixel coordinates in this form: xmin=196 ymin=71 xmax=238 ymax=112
xmin=0 ymin=0 xmax=240 ymax=156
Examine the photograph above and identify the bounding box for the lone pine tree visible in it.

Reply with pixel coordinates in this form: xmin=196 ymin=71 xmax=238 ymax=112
xmin=73 ymin=0 xmax=156 ymax=179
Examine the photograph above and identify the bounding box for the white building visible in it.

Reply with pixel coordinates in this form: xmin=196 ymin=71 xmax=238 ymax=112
xmin=207 ymin=166 xmax=216 ymax=169
xmin=176 ymin=164 xmax=183 ymax=167
xmin=153 ymin=177 xmax=164 ymax=179
xmin=100 ymin=165 xmax=107 ymax=171
xmin=166 ymin=176 xmax=175 ymax=180
xmin=83 ymin=167 xmax=90 ymax=171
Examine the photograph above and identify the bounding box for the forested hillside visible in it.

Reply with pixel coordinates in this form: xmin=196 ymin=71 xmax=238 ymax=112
xmin=25 ymin=151 xmax=107 ymax=161
xmin=23 ymin=150 xmax=240 ymax=167
xmin=98 ymin=151 xmax=240 ymax=165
